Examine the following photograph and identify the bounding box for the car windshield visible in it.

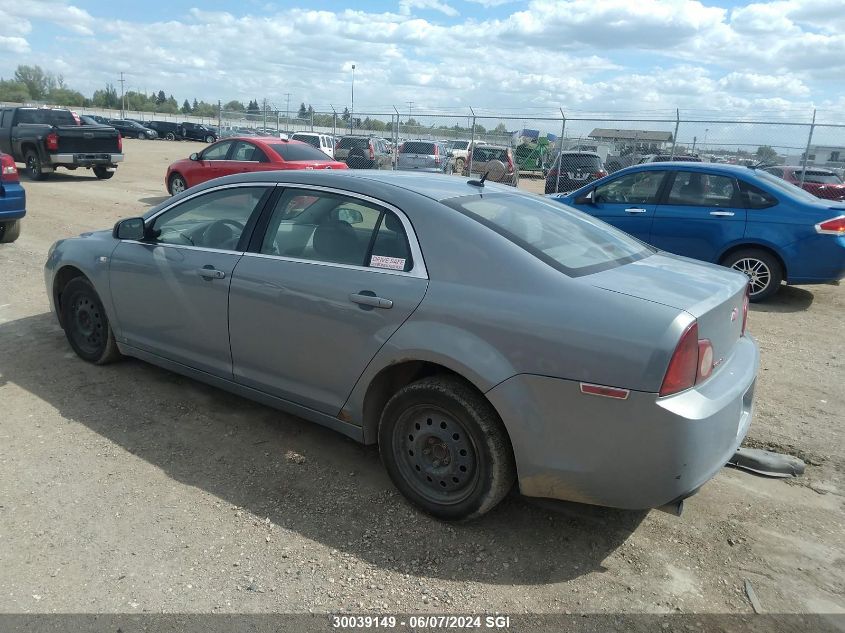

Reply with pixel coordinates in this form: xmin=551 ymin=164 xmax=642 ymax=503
xmin=752 ymin=168 xmax=828 ymax=203
xmin=554 ymin=154 xmax=602 ymax=170
xmin=450 ymin=141 xmax=469 ymax=150
xmin=443 ymin=193 xmax=652 ymax=276
xmin=338 ymin=137 xmax=370 ymax=149
xmin=797 ymin=170 xmax=842 ymax=184
xmin=268 ymin=143 xmax=330 ymax=161
xmin=401 ymin=141 xmax=437 ymax=155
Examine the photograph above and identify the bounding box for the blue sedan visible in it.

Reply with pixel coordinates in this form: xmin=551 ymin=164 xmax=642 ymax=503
xmin=0 ymin=152 xmax=26 ymax=244
xmin=550 ymin=163 xmax=845 ymax=300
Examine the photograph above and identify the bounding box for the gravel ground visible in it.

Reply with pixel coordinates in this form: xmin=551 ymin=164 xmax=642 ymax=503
xmin=0 ymin=140 xmax=843 ymax=620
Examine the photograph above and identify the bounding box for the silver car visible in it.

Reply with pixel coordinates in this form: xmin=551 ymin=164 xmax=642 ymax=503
xmin=397 ymin=141 xmax=452 ymax=174
xmin=45 ymin=171 xmax=758 ymax=520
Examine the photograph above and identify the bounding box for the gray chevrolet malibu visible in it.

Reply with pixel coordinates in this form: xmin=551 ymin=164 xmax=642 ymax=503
xmin=45 ymin=171 xmax=758 ymax=520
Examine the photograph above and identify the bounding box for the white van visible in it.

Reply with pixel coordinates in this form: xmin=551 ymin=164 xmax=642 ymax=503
xmin=290 ymin=132 xmax=335 ymax=158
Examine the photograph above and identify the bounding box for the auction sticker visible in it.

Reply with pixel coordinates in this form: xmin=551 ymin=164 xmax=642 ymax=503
xmin=370 ymin=255 xmax=406 ymax=270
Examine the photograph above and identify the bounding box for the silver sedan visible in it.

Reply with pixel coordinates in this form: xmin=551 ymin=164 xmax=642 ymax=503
xmin=45 ymin=171 xmax=758 ymax=520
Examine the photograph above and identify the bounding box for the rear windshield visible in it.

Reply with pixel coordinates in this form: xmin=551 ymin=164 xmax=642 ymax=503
xmin=15 ymin=109 xmax=77 ymax=125
xmin=472 ymin=147 xmax=508 ymax=162
xmin=554 ymin=154 xmax=603 ymax=170
xmin=450 ymin=140 xmax=469 ymax=150
xmin=338 ymin=137 xmax=370 ymax=149
xmin=797 ymin=170 xmax=842 ymax=184
xmin=292 ymin=134 xmax=321 ymax=149
xmin=443 ymin=193 xmax=652 ymax=276
xmin=401 ymin=141 xmax=437 ymax=155
xmin=268 ymin=143 xmax=329 ymax=161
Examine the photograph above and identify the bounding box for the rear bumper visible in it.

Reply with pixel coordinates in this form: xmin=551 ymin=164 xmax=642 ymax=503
xmin=51 ymin=153 xmax=124 ymax=166
xmin=486 ymin=334 xmax=759 ymax=510
xmin=0 ymin=183 xmax=26 ymax=221
xmin=782 ymin=234 xmax=845 ymax=283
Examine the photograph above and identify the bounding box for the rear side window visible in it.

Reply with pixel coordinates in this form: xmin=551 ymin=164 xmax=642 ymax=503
xmin=472 ymin=147 xmax=507 ymax=162
xmin=293 ymin=134 xmax=321 ymax=149
xmin=401 ymin=141 xmax=436 ymax=155
xmin=739 ymin=181 xmax=778 ymax=209
xmin=15 ymin=109 xmax=75 ymax=125
xmin=443 ymin=193 xmax=652 ymax=277
xmin=667 ymin=172 xmax=738 ymax=207
xmin=595 ymin=171 xmax=666 ymax=204
xmin=268 ymin=143 xmax=330 ymax=161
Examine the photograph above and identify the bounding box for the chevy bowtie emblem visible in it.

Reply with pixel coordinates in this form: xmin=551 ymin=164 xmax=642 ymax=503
xmin=731 ymin=308 xmax=738 ymax=322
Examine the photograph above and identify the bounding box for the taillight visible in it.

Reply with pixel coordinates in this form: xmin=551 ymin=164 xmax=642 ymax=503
xmin=593 ymin=170 xmax=607 ymax=178
xmin=46 ymin=132 xmax=59 ymax=151
xmin=741 ymin=284 xmax=749 ymax=336
xmin=697 ymin=339 xmax=714 ymax=382
xmin=506 ymin=152 xmax=514 ymax=172
xmin=369 ymin=143 xmax=375 ymax=160
xmin=434 ymin=144 xmax=440 ymax=166
xmin=815 ymin=215 xmax=845 ymax=235
xmin=117 ymin=132 xmax=123 ymax=152
xmin=1 ymin=154 xmax=19 ymax=182
xmin=660 ymin=322 xmax=700 ymax=397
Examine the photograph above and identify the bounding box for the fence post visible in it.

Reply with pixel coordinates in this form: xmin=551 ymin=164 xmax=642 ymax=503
xmin=310 ymin=110 xmax=314 ymax=132
xmin=670 ymin=108 xmax=680 ymax=159
xmin=393 ymin=106 xmax=400 ymax=170
xmin=262 ymin=98 xmax=267 ymax=132
xmin=799 ymin=109 xmax=816 ymax=188
xmin=556 ymin=108 xmax=566 ymax=193
xmin=330 ymin=106 xmax=337 ymax=138
xmin=217 ymin=100 xmax=222 ymax=134
xmin=468 ymin=107 xmax=476 ymax=175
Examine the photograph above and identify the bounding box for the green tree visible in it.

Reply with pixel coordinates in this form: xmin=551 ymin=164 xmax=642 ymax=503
xmin=755 ymin=145 xmax=778 ymax=163
xmin=14 ymin=65 xmax=52 ymax=100
xmin=192 ymin=98 xmax=199 ymax=112
xmin=0 ymin=79 xmax=32 ymax=102
xmin=47 ymin=87 xmax=87 ymax=106
xmin=297 ymin=102 xmax=307 ymax=119
xmin=341 ymin=107 xmax=350 ymax=122
xmin=91 ymin=83 xmax=120 ymax=108
xmin=247 ymin=99 xmax=259 ymax=113
xmin=156 ymin=90 xmax=166 ymax=105
xmin=181 ymin=99 xmax=191 ymax=114
xmin=493 ymin=123 xmax=508 ymax=134
xmin=224 ymin=100 xmax=245 ymax=112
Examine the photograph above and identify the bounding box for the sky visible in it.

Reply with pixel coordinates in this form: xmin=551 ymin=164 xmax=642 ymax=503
xmin=1 ymin=0 xmax=843 ymax=127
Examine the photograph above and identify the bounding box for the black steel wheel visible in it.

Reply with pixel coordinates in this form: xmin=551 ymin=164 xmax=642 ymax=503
xmin=379 ymin=376 xmax=515 ymax=520
xmin=60 ymin=277 xmax=121 ymax=364
xmin=25 ymin=150 xmax=48 ymax=181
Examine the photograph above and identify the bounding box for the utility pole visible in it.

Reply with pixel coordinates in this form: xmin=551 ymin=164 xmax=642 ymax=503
xmin=262 ymin=98 xmax=267 ymax=132
xmin=407 ymin=101 xmax=413 ymax=136
xmin=350 ymin=64 xmax=356 ymax=134
xmin=217 ymin=100 xmax=222 ymax=135
xmin=118 ymin=71 xmax=126 ymax=118
xmin=284 ymin=93 xmax=291 ymax=131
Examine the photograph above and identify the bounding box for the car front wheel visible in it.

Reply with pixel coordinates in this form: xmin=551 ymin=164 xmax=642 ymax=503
xmin=721 ymin=248 xmax=783 ymax=302
xmin=60 ymin=277 xmax=122 ymax=365
xmin=379 ymin=376 xmax=516 ymax=521
xmin=168 ymin=173 xmax=187 ymax=195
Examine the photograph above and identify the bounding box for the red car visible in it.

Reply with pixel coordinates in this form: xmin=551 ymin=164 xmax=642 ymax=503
xmin=764 ymin=166 xmax=845 ymax=201
xmin=165 ymin=137 xmax=347 ymax=194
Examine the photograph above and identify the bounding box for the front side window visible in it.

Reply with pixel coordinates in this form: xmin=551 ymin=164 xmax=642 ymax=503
xmin=595 ymin=170 xmax=667 ymax=204
xmin=443 ymin=193 xmax=652 ymax=276
xmin=260 ymin=189 xmax=413 ymax=271
xmin=152 ymin=187 xmax=268 ymax=250
xmin=201 ymin=141 xmax=232 ymax=161
xmin=666 ymin=171 xmax=738 ymax=207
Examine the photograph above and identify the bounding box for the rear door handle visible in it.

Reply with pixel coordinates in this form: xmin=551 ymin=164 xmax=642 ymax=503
xmin=350 ymin=292 xmax=393 ymax=309
xmin=625 ymin=208 xmax=648 ymax=214
xmin=198 ymin=267 xmax=226 ymax=279
xmin=710 ymin=211 xmax=735 ymax=217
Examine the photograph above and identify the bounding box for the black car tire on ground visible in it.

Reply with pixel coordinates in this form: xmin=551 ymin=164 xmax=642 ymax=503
xmin=93 ymin=166 xmax=114 ymax=180
xmin=168 ymin=173 xmax=187 ymax=195
xmin=721 ymin=248 xmax=783 ymax=302
xmin=0 ymin=219 xmax=21 ymax=244
xmin=60 ymin=277 xmax=122 ymax=365
xmin=24 ymin=150 xmax=48 ymax=181
xmin=379 ymin=375 xmax=516 ymax=521
xmin=205 ymin=135 xmax=215 ymax=143
xmin=165 ymin=132 xmax=176 ymax=141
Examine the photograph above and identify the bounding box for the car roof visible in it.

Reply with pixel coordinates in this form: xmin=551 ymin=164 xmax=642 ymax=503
xmin=614 ymin=162 xmax=768 ymax=178
xmin=560 ymin=151 xmax=601 ymax=156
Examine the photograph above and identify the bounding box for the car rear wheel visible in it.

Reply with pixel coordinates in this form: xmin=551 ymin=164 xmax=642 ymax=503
xmin=205 ymin=135 xmax=215 ymax=143
xmin=168 ymin=173 xmax=187 ymax=195
xmin=455 ymin=158 xmax=465 ymax=173
xmin=93 ymin=166 xmax=114 ymax=179
xmin=721 ymin=248 xmax=782 ymax=302
xmin=24 ymin=150 xmax=48 ymax=181
xmin=379 ymin=376 xmax=516 ymax=521
xmin=165 ymin=132 xmax=176 ymax=141
xmin=60 ymin=277 xmax=122 ymax=365
xmin=0 ymin=219 xmax=21 ymax=244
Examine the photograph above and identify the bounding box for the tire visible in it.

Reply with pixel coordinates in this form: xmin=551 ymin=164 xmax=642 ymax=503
xmin=379 ymin=376 xmax=516 ymax=521
xmin=455 ymin=158 xmax=465 ymax=173
xmin=93 ymin=166 xmax=114 ymax=180
xmin=165 ymin=132 xmax=176 ymax=141
xmin=168 ymin=172 xmax=187 ymax=195
xmin=205 ymin=135 xmax=215 ymax=143
xmin=0 ymin=219 xmax=21 ymax=244
xmin=60 ymin=277 xmax=122 ymax=365
xmin=24 ymin=150 xmax=48 ymax=181
xmin=721 ymin=248 xmax=783 ymax=302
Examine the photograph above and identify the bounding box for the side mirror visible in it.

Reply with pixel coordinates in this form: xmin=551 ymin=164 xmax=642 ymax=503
xmin=113 ymin=217 xmax=146 ymax=240
xmin=337 ymin=208 xmax=364 ymax=225
xmin=575 ymin=189 xmax=595 ymax=205
xmin=189 ymin=152 xmax=199 ymax=161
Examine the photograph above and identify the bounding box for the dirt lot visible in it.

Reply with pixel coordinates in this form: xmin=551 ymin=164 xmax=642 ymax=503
xmin=0 ymin=140 xmax=843 ymax=621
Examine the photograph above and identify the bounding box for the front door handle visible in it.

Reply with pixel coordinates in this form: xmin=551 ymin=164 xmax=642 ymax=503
xmin=350 ymin=292 xmax=393 ymax=309
xmin=625 ymin=207 xmax=648 ymax=214
xmin=198 ymin=266 xmax=226 ymax=279
xmin=710 ymin=211 xmax=735 ymax=217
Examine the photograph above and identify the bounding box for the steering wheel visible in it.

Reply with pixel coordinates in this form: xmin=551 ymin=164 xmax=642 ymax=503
xmin=201 ymin=219 xmax=246 ymax=249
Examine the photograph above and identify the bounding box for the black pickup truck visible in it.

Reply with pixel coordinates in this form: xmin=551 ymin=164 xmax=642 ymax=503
xmin=0 ymin=107 xmax=123 ymax=180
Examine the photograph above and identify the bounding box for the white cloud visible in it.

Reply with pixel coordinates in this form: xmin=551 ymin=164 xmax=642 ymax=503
xmin=399 ymin=0 xmax=459 ymax=17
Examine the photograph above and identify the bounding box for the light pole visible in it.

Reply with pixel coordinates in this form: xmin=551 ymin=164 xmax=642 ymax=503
xmin=703 ymin=128 xmax=709 ymax=152
xmin=350 ymin=64 xmax=356 ymax=134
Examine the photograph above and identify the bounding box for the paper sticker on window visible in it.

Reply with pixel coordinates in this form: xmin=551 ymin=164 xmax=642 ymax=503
xmin=370 ymin=255 xmax=406 ymax=270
